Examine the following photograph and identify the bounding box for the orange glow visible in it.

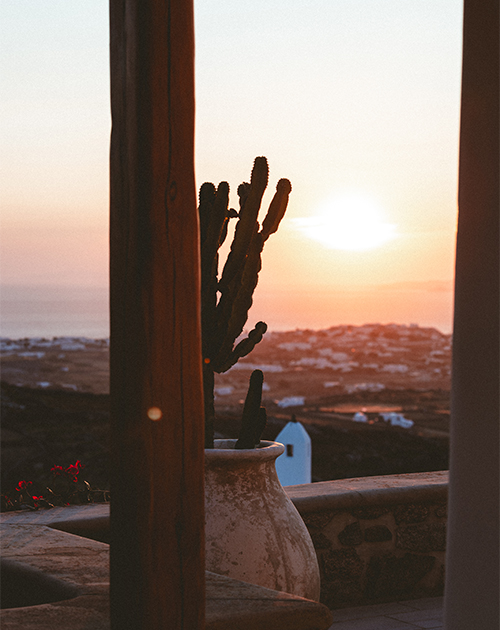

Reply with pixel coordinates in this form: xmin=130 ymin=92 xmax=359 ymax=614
xmin=147 ymin=407 xmax=162 ymax=421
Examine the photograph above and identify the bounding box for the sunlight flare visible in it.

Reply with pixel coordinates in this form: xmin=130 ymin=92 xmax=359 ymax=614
xmin=293 ymin=194 xmax=397 ymax=251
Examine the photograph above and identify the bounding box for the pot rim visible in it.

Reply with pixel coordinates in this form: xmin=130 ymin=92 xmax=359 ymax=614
xmin=205 ymin=439 xmax=285 ymax=461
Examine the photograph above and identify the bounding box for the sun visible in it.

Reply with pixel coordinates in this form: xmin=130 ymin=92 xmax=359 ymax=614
xmin=293 ymin=194 xmax=397 ymax=251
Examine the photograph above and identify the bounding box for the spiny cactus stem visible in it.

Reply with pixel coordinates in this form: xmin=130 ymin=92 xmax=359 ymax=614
xmin=212 ymin=231 xmax=264 ymax=369
xmin=260 ymin=178 xmax=292 ymax=242
xmin=197 ymin=158 xmax=290 ymax=448
xmin=218 ymin=158 xmax=269 ymax=293
xmin=254 ymin=407 xmax=268 ymax=446
xmin=236 ymin=370 xmax=264 ymax=449
xmin=203 ymin=361 xmax=215 ymax=449
xmin=198 ymin=182 xmax=216 ymax=245
xmin=215 ymin=321 xmax=268 ymax=373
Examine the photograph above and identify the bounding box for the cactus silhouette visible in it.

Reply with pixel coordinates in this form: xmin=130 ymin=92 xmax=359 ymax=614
xmin=199 ymin=157 xmax=291 ymax=448
xmin=235 ymin=370 xmax=268 ymax=449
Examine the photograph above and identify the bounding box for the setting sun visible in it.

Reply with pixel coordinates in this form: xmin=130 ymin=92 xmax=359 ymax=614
xmin=0 ymin=1 xmax=460 ymax=336
xmin=292 ymin=194 xmax=397 ymax=252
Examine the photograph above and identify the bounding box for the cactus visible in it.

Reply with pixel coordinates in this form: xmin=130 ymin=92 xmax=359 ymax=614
xmin=199 ymin=157 xmax=291 ymax=448
xmin=235 ymin=370 xmax=267 ymax=449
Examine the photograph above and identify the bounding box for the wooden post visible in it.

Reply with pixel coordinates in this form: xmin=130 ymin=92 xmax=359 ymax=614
xmin=445 ymin=0 xmax=499 ymax=628
xmin=109 ymin=1 xmax=204 ymax=629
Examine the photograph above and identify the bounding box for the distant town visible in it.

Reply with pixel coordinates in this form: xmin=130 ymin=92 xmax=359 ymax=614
xmin=1 ymin=323 xmax=451 ymax=485
xmin=214 ymin=323 xmax=451 ymax=406
xmin=0 ymin=323 xmax=451 ymax=400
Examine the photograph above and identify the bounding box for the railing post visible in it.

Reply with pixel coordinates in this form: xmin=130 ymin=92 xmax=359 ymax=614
xmin=109 ymin=1 xmax=205 ymax=628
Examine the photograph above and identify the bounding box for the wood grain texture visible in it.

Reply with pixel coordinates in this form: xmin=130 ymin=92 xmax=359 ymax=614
xmin=109 ymin=1 xmax=204 ymax=628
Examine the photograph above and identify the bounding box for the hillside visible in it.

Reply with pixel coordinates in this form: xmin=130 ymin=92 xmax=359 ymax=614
xmin=1 ymin=324 xmax=450 ymax=496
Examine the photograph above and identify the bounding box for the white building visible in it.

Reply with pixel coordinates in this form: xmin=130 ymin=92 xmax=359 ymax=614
xmin=275 ymin=417 xmax=311 ymax=486
xmin=277 ymin=396 xmax=305 ymax=408
xmin=380 ymin=412 xmax=414 ymax=429
xmin=353 ymin=412 xmax=368 ymax=423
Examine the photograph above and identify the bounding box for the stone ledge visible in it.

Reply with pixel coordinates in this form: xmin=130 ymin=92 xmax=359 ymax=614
xmin=283 ymin=472 xmax=449 ymax=609
xmin=0 ymin=471 xmax=449 ymax=529
xmin=286 ymin=471 xmax=449 ymax=513
xmin=0 ymin=513 xmax=332 ymax=630
xmin=205 ymin=573 xmax=333 ymax=630
xmin=1 ymin=472 xmax=450 ymax=618
xmin=0 ymin=503 xmax=110 ymax=527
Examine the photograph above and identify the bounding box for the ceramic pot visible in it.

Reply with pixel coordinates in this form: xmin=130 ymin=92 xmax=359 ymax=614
xmin=205 ymin=439 xmax=320 ymax=601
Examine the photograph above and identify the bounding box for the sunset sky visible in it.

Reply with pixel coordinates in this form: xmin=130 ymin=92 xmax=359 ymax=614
xmin=1 ymin=1 xmax=463 ymax=334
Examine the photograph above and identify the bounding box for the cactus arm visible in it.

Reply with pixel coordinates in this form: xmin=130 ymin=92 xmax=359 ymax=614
xmin=203 ymin=360 xmax=216 ymax=449
xmin=260 ymin=178 xmax=292 ymax=242
xmin=254 ymin=407 xmax=268 ymax=446
xmin=212 ymin=231 xmax=264 ymax=371
xmin=198 ymin=182 xmax=216 ymax=246
xmin=215 ymin=321 xmax=267 ymax=373
xmin=200 ymin=182 xmax=230 ymax=284
xmin=237 ymin=181 xmax=251 ymax=212
xmin=218 ymin=157 xmax=268 ymax=293
xmin=199 ymin=182 xmax=231 ymax=448
xmin=200 ymin=183 xmax=230 ymax=337
xmin=219 ymin=207 xmax=238 ymax=248
xmin=201 ymin=260 xmax=218 ymax=362
xmin=213 ymin=175 xmax=290 ymax=369
xmin=235 ymin=370 xmax=264 ymax=449
xmin=199 ymin=184 xmax=225 ymax=361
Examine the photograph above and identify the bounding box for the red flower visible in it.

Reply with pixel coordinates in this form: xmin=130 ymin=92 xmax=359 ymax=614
xmin=32 ymin=495 xmax=43 ymax=508
xmin=16 ymin=480 xmax=32 ymax=492
xmin=51 ymin=465 xmax=64 ymax=477
xmin=1 ymin=494 xmax=14 ymax=508
xmin=64 ymin=461 xmax=84 ymax=483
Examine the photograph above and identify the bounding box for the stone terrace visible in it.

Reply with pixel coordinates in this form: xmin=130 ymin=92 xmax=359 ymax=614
xmin=1 ymin=471 xmax=448 ymax=629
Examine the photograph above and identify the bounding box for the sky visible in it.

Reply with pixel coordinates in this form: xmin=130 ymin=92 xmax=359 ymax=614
xmin=1 ymin=1 xmax=463 ymax=334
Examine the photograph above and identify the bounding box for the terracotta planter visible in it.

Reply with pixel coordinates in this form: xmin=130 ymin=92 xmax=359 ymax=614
xmin=205 ymin=439 xmax=320 ymax=601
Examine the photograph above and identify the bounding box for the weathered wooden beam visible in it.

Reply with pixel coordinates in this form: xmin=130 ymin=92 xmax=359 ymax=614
xmin=109 ymin=1 xmax=204 ymax=628
xmin=445 ymin=0 xmax=499 ymax=628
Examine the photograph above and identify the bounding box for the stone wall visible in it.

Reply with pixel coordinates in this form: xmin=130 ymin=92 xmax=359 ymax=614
xmin=287 ymin=471 xmax=448 ymax=609
xmin=1 ymin=471 xmax=448 ymax=612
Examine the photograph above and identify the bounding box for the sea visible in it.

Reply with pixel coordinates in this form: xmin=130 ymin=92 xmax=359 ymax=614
xmin=1 ymin=284 xmax=453 ymax=340
xmin=1 ymin=286 xmax=109 ymax=340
